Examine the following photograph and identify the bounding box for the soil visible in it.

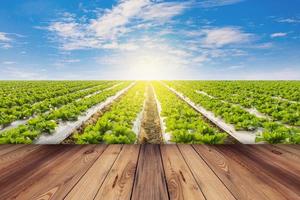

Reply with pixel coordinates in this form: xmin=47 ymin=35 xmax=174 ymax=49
xmin=61 ymin=92 xmax=126 ymax=144
xmin=168 ymin=86 xmax=239 ymax=144
xmin=138 ymin=84 xmax=164 ymax=144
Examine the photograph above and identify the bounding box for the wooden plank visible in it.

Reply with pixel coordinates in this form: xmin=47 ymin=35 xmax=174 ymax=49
xmin=65 ymin=145 xmax=123 ymax=200
xmin=94 ymin=145 xmax=140 ymax=200
xmin=178 ymin=145 xmax=235 ymax=200
xmin=217 ymin=145 xmax=300 ymax=199
xmin=0 ymin=145 xmax=65 ymax=184
xmin=0 ymin=144 xmax=298 ymax=200
xmin=0 ymin=145 xmax=41 ymax=172
xmin=0 ymin=145 xmax=25 ymax=156
xmin=255 ymin=145 xmax=300 ymax=177
xmin=131 ymin=144 xmax=169 ymax=200
xmin=3 ymin=145 xmax=107 ymax=200
xmin=274 ymin=145 xmax=300 ymax=157
xmin=161 ymin=145 xmax=205 ymax=200
xmin=193 ymin=145 xmax=288 ymax=200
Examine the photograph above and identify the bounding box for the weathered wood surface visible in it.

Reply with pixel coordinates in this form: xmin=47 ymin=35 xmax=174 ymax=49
xmin=0 ymin=144 xmax=299 ymax=200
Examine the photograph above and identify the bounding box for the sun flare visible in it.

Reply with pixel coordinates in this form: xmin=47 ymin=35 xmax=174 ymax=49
xmin=122 ymin=50 xmax=178 ymax=80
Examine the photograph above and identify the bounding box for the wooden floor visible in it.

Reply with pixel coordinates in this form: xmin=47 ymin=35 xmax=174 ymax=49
xmin=0 ymin=145 xmax=299 ymax=200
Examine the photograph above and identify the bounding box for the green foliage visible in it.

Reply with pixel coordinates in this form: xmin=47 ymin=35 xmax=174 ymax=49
xmin=0 ymin=81 xmax=117 ymax=126
xmin=153 ymin=82 xmax=228 ymax=144
xmin=74 ymin=83 xmax=145 ymax=144
xmin=0 ymin=82 xmax=129 ymax=144
xmin=165 ymin=81 xmax=300 ymax=144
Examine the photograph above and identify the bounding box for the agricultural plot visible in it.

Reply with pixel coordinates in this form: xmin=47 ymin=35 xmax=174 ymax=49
xmin=0 ymin=80 xmax=299 ymax=144
xmin=165 ymin=81 xmax=300 ymax=144
xmin=0 ymin=81 xmax=131 ymax=143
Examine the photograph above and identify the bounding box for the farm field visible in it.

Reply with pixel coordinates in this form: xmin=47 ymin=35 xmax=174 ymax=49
xmin=0 ymin=81 xmax=299 ymax=144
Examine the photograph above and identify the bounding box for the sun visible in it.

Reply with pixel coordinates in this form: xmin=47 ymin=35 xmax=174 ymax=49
xmin=123 ymin=50 xmax=173 ymax=80
xmin=130 ymin=56 xmax=166 ymax=80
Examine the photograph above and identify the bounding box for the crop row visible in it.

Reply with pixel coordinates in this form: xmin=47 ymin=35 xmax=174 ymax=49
xmin=0 ymin=81 xmax=107 ymax=108
xmin=165 ymin=81 xmax=300 ymax=144
xmin=166 ymin=82 xmax=263 ymax=131
xmin=74 ymin=82 xmax=146 ymax=144
xmin=0 ymin=82 xmax=131 ymax=144
xmin=0 ymin=81 xmax=118 ymax=127
xmin=182 ymin=81 xmax=300 ymax=126
xmin=153 ymin=82 xmax=227 ymax=144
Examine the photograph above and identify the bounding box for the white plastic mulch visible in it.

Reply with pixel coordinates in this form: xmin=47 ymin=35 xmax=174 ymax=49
xmin=272 ymin=96 xmax=299 ymax=104
xmin=0 ymin=119 xmax=29 ymax=133
xmin=196 ymin=90 xmax=300 ymax=129
xmin=196 ymin=90 xmax=270 ymax=120
xmin=132 ymin=90 xmax=147 ymax=140
xmin=0 ymin=83 xmax=123 ymax=134
xmin=152 ymin=85 xmax=171 ymax=144
xmin=196 ymin=90 xmax=214 ymax=99
xmin=167 ymin=85 xmax=260 ymax=144
xmin=35 ymin=83 xmax=135 ymax=144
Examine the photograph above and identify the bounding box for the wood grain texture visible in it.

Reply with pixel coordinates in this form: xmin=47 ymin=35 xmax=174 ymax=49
xmin=0 ymin=144 xmax=25 ymax=156
xmin=217 ymin=145 xmax=300 ymax=199
xmin=94 ymin=145 xmax=140 ymax=200
xmin=275 ymin=145 xmax=300 ymax=157
xmin=1 ymin=145 xmax=107 ymax=200
xmin=0 ymin=145 xmax=40 ymax=172
xmin=131 ymin=144 xmax=169 ymax=200
xmin=193 ymin=145 xmax=288 ymax=200
xmin=161 ymin=145 xmax=205 ymax=200
xmin=0 ymin=145 xmax=299 ymax=200
xmin=0 ymin=145 xmax=65 ymax=191
xmin=178 ymin=145 xmax=236 ymax=200
xmin=23 ymin=145 xmax=107 ymax=200
xmin=65 ymin=145 xmax=123 ymax=200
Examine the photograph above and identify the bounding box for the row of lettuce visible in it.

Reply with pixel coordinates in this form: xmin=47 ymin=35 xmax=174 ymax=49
xmin=74 ymin=82 xmax=146 ymax=144
xmin=0 ymin=81 xmax=108 ymax=108
xmin=0 ymin=80 xmax=230 ymax=144
xmin=0 ymin=82 xmax=119 ymax=127
xmin=164 ymin=81 xmax=300 ymax=144
xmin=180 ymin=81 xmax=300 ymax=126
xmin=1 ymin=80 xmax=298 ymax=144
xmin=153 ymin=82 xmax=228 ymax=144
xmin=74 ymin=82 xmax=228 ymax=144
xmin=0 ymin=82 xmax=131 ymax=144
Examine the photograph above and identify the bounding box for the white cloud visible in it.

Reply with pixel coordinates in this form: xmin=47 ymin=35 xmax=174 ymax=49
xmin=0 ymin=32 xmax=11 ymax=42
xmin=1 ymin=66 xmax=46 ymax=80
xmin=39 ymin=0 xmax=273 ymax=79
xmin=197 ymin=0 xmax=244 ymax=8
xmin=89 ymin=0 xmax=149 ymax=39
xmin=63 ymin=59 xmax=80 ymax=63
xmin=45 ymin=0 xmax=189 ymax=51
xmin=93 ymin=35 xmax=196 ymax=79
xmin=249 ymin=42 xmax=273 ymax=49
xmin=138 ymin=1 xmax=189 ymax=22
xmin=270 ymin=32 xmax=287 ymax=38
xmin=2 ymin=61 xmax=16 ymax=65
xmin=1 ymin=44 xmax=12 ymax=49
xmin=48 ymin=22 xmax=83 ymax=38
xmin=242 ymin=68 xmax=300 ymax=80
xmin=228 ymin=65 xmax=244 ymax=70
xmin=277 ymin=18 xmax=300 ymax=24
xmin=53 ymin=58 xmax=81 ymax=68
xmin=0 ymin=32 xmax=13 ymax=49
xmin=201 ymin=27 xmax=252 ymax=48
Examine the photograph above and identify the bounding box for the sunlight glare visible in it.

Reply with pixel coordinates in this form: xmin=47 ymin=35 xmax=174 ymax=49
xmin=125 ymin=50 xmax=173 ymax=80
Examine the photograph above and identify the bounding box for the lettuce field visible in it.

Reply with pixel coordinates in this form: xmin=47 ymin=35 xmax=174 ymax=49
xmin=0 ymin=81 xmax=299 ymax=144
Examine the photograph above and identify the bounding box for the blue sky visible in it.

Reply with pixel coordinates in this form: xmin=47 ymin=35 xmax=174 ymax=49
xmin=0 ymin=0 xmax=300 ymax=80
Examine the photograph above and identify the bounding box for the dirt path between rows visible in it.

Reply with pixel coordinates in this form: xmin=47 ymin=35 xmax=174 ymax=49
xmin=61 ymin=85 xmax=132 ymax=144
xmin=138 ymin=84 xmax=164 ymax=144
